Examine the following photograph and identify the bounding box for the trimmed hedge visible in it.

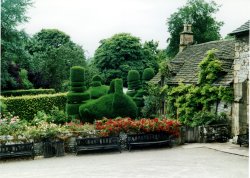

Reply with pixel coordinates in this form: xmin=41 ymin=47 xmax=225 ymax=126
xmin=70 ymin=66 xmax=85 ymax=82
xmin=67 ymin=92 xmax=90 ymax=103
xmin=70 ymin=86 xmax=86 ymax=92
xmin=115 ymin=79 xmax=123 ymax=94
xmin=66 ymin=103 xmax=82 ymax=116
xmin=1 ymin=93 xmax=67 ymax=121
xmin=92 ymin=75 xmax=103 ymax=83
xmin=142 ymin=68 xmax=155 ymax=81
xmin=1 ymin=89 xmax=56 ymax=97
xmin=91 ymin=81 xmax=102 ymax=87
xmin=108 ymin=79 xmax=116 ymax=94
xmin=79 ymin=93 xmax=137 ymax=123
xmin=70 ymin=82 xmax=85 ymax=87
xmin=127 ymin=70 xmax=141 ymax=90
xmin=88 ymin=85 xmax=109 ymax=99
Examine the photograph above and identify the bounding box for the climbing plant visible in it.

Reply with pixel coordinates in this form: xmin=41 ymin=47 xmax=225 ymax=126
xmin=165 ymin=49 xmax=233 ymax=126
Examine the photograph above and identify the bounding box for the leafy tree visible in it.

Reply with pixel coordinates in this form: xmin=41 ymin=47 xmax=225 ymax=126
xmin=28 ymin=29 xmax=86 ymax=90
xmin=166 ymin=0 xmax=223 ymax=57
xmin=94 ymin=33 xmax=158 ymax=85
xmin=1 ymin=0 xmax=33 ymax=90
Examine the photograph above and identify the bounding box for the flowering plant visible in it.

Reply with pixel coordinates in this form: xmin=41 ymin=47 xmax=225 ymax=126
xmin=63 ymin=120 xmax=96 ymax=137
xmin=95 ymin=117 xmax=181 ymax=137
xmin=0 ymin=113 xmax=27 ymax=141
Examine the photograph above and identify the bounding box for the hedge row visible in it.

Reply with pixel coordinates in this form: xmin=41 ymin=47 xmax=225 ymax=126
xmin=1 ymin=93 xmax=67 ymax=121
xmin=1 ymin=89 xmax=56 ymax=97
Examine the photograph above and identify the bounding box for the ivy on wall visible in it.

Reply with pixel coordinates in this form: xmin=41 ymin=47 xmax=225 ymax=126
xmin=165 ymin=49 xmax=233 ymax=126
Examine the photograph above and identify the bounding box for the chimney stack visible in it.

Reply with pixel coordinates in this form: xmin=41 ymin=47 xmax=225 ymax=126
xmin=179 ymin=24 xmax=193 ymax=53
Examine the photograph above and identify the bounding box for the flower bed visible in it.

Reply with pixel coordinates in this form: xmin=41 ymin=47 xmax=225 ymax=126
xmin=95 ymin=118 xmax=181 ymax=137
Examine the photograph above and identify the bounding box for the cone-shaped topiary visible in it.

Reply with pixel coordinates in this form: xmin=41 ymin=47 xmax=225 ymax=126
xmin=127 ymin=70 xmax=141 ymax=90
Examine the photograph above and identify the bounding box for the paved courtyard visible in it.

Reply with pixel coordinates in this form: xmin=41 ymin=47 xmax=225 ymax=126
xmin=0 ymin=143 xmax=248 ymax=178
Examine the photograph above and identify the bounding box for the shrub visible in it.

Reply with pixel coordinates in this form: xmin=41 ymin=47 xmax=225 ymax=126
xmin=1 ymin=93 xmax=67 ymax=121
xmin=71 ymin=82 xmax=85 ymax=87
xmin=66 ymin=103 xmax=82 ymax=117
xmin=88 ymin=85 xmax=109 ymax=99
xmin=127 ymin=70 xmax=141 ymax=90
xmin=91 ymin=81 xmax=102 ymax=87
xmin=108 ymin=79 xmax=116 ymax=94
xmin=70 ymin=86 xmax=86 ymax=92
xmin=67 ymin=92 xmax=90 ymax=103
xmin=1 ymin=89 xmax=56 ymax=97
xmin=112 ymin=93 xmax=137 ymax=118
xmin=142 ymin=68 xmax=155 ymax=82
xmin=115 ymin=79 xmax=123 ymax=94
xmin=70 ymin=66 xmax=85 ymax=82
xmin=19 ymin=69 xmax=33 ymax=89
xmin=79 ymin=94 xmax=114 ymax=122
xmin=0 ymin=100 xmax=7 ymax=114
xmin=92 ymin=75 xmax=103 ymax=83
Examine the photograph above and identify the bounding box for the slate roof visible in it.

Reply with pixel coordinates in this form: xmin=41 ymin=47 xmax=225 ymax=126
xmin=229 ymin=20 xmax=250 ymax=36
xmin=166 ymin=39 xmax=236 ymax=86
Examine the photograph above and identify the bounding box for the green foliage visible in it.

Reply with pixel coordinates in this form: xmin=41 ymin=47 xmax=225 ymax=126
xmin=91 ymin=81 xmax=102 ymax=87
xmin=198 ymin=49 xmax=222 ymax=84
xmin=166 ymin=0 xmax=223 ymax=57
xmin=108 ymin=79 xmax=116 ymax=94
xmin=33 ymin=107 xmax=69 ymax=124
xmin=79 ymin=79 xmax=137 ymax=123
xmin=112 ymin=93 xmax=137 ymax=119
xmin=70 ymin=66 xmax=85 ymax=82
xmin=79 ymin=94 xmax=114 ymax=123
xmin=115 ymin=79 xmax=123 ymax=95
xmin=1 ymin=93 xmax=67 ymax=121
xmin=1 ymin=89 xmax=56 ymax=97
xmin=67 ymin=92 xmax=90 ymax=103
xmin=70 ymin=86 xmax=86 ymax=92
xmin=71 ymin=82 xmax=85 ymax=87
xmin=1 ymin=0 xmax=33 ymax=90
xmin=127 ymin=70 xmax=141 ymax=90
xmin=94 ymin=33 xmax=158 ymax=85
xmin=66 ymin=103 xmax=82 ymax=117
xmin=92 ymin=75 xmax=103 ymax=83
xmin=142 ymin=68 xmax=155 ymax=81
xmin=87 ymin=85 xmax=109 ymax=99
xmin=19 ymin=69 xmax=33 ymax=89
xmin=0 ymin=100 xmax=7 ymax=114
xmin=28 ymin=29 xmax=86 ymax=90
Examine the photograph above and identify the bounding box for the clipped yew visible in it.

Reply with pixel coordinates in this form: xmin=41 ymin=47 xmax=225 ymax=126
xmin=66 ymin=66 xmax=89 ymax=118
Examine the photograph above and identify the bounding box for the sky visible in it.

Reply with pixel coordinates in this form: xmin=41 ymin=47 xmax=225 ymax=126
xmin=19 ymin=0 xmax=250 ymax=57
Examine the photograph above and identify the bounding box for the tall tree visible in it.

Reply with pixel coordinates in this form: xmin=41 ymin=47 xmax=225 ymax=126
xmin=1 ymin=0 xmax=33 ymax=90
xmin=166 ymin=0 xmax=223 ymax=57
xmin=94 ymin=33 xmax=158 ymax=85
xmin=28 ymin=29 xmax=86 ymax=90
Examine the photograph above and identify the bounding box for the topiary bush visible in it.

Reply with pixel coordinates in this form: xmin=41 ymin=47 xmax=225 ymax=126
xmin=127 ymin=70 xmax=141 ymax=90
xmin=70 ymin=66 xmax=85 ymax=82
xmin=66 ymin=66 xmax=87 ymax=118
xmin=79 ymin=78 xmax=137 ymax=123
xmin=108 ymin=79 xmax=116 ymax=94
xmin=142 ymin=68 xmax=155 ymax=82
xmin=91 ymin=81 xmax=102 ymax=87
xmin=88 ymin=85 xmax=109 ymax=99
xmin=92 ymin=75 xmax=103 ymax=83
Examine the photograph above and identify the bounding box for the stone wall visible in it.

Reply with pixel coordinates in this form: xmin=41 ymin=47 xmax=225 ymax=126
xmin=232 ymin=35 xmax=249 ymax=136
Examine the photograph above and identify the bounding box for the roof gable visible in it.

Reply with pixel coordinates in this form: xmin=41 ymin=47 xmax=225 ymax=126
xmin=167 ymin=39 xmax=235 ymax=86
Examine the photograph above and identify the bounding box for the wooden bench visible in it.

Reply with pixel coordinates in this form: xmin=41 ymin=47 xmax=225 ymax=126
xmin=237 ymin=132 xmax=249 ymax=147
xmin=127 ymin=132 xmax=172 ymax=151
xmin=75 ymin=136 xmax=121 ymax=155
xmin=0 ymin=143 xmax=35 ymax=160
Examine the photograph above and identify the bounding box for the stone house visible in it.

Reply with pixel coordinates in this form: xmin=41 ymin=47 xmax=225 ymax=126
xmin=151 ymin=21 xmax=249 ymax=137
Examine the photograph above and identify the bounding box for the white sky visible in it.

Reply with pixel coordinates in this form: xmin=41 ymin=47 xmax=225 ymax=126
xmin=19 ymin=0 xmax=250 ymax=57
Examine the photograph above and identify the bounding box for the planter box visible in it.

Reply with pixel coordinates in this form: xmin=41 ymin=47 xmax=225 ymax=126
xmin=0 ymin=143 xmax=34 ymax=160
xmin=75 ymin=136 xmax=121 ymax=155
xmin=43 ymin=141 xmax=65 ymax=158
xmin=127 ymin=132 xmax=172 ymax=151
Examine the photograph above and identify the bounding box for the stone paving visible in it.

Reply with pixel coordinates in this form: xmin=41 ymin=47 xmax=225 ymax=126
xmin=0 ymin=143 xmax=248 ymax=178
